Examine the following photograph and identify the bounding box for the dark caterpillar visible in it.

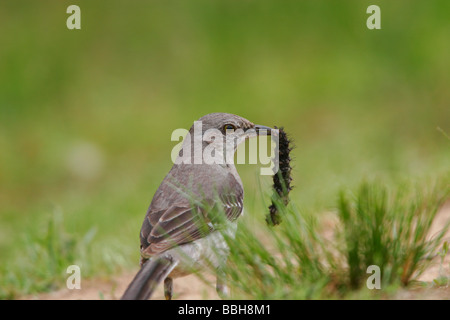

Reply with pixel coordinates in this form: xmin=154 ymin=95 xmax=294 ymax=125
xmin=266 ymin=126 xmax=294 ymax=226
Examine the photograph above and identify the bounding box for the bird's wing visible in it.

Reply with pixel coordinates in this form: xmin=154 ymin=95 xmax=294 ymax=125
xmin=140 ymin=205 xmax=210 ymax=256
xmin=140 ymin=174 xmax=244 ymax=257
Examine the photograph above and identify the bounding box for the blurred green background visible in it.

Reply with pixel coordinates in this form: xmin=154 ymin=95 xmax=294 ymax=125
xmin=0 ymin=0 xmax=449 ymax=297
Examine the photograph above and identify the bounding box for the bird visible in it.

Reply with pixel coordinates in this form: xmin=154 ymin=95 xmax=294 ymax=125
xmin=121 ymin=112 xmax=272 ymax=300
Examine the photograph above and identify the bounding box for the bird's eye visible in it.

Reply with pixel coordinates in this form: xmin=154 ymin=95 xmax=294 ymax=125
xmin=223 ymin=124 xmax=236 ymax=131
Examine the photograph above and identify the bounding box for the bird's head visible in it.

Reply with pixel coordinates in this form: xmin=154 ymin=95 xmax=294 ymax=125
xmin=184 ymin=112 xmax=274 ymax=166
xmin=191 ymin=112 xmax=272 ymax=142
xmin=174 ymin=113 xmax=276 ymax=171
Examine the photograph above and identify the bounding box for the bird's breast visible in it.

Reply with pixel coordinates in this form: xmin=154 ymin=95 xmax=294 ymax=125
xmin=164 ymin=221 xmax=238 ymax=278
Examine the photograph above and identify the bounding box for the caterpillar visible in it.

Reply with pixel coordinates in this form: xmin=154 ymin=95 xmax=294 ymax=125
xmin=266 ymin=126 xmax=294 ymax=226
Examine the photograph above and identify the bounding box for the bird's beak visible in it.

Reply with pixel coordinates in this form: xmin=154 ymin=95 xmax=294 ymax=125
xmin=254 ymin=124 xmax=273 ymax=136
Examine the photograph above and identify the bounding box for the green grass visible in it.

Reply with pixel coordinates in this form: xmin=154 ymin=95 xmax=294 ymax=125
xmin=0 ymin=208 xmax=132 ymax=299
xmin=337 ymin=180 xmax=449 ymax=289
xmin=221 ymin=178 xmax=450 ymax=299
xmin=432 ymin=241 xmax=449 ymax=287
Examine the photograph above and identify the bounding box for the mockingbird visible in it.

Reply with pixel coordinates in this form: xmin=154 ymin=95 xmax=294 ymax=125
xmin=121 ymin=112 xmax=272 ymax=300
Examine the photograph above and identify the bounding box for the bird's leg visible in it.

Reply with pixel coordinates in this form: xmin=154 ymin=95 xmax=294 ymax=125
xmin=216 ymin=268 xmax=229 ymax=299
xmin=164 ymin=277 xmax=173 ymax=300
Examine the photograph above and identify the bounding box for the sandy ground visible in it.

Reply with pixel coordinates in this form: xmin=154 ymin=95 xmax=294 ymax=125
xmin=23 ymin=202 xmax=450 ymax=300
xmin=25 ymin=272 xmax=219 ymax=300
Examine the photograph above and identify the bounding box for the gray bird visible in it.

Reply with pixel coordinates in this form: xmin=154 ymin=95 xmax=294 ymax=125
xmin=121 ymin=113 xmax=272 ymax=300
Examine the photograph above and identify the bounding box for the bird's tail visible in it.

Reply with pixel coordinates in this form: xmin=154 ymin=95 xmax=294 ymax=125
xmin=121 ymin=256 xmax=178 ymax=300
